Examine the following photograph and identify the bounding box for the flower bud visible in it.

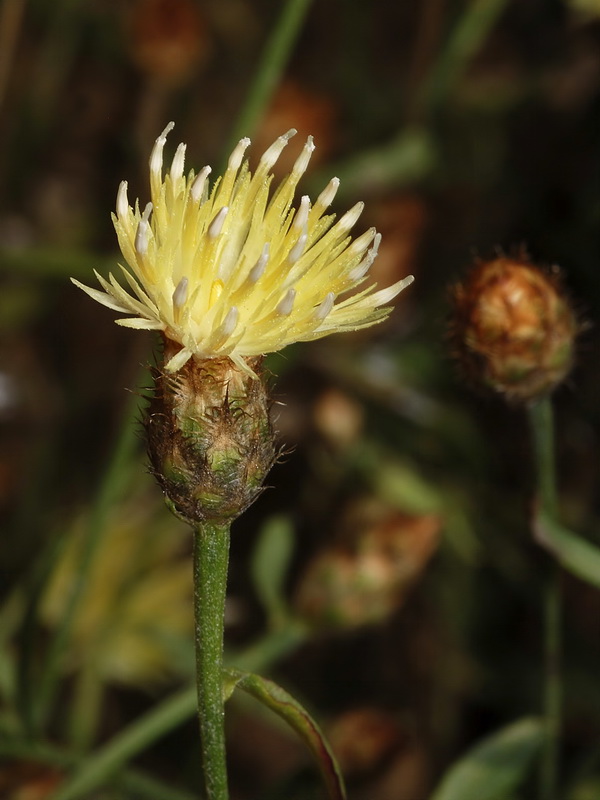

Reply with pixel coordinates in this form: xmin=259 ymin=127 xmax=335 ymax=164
xmin=0 ymin=762 xmax=63 ymax=798
xmin=452 ymin=257 xmax=577 ymax=403
xmin=127 ymin=0 xmax=210 ymax=86
xmin=294 ymin=512 xmax=440 ymax=629
xmin=327 ymin=708 xmax=404 ymax=777
xmin=145 ymin=341 xmax=276 ymax=525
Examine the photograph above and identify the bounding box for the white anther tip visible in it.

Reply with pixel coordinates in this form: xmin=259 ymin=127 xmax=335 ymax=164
xmin=288 ymin=231 xmax=307 ymax=264
xmin=158 ymin=121 xmax=175 ymax=141
xmin=293 ymin=136 xmax=316 ymax=175
xmin=259 ymin=130 xmax=298 ymax=171
xmin=315 ymin=177 xmax=340 ymax=211
xmin=170 ymin=143 xmax=186 ymax=181
xmin=293 ymin=196 xmax=311 ymax=229
xmin=339 ymin=201 xmax=364 ymax=231
xmin=116 ymin=181 xmax=129 ymax=218
xmin=315 ymin=291 xmax=335 ymax=320
xmin=135 ymin=218 xmax=150 ymax=255
xmin=248 ymin=243 xmax=270 ymax=283
xmin=277 ymin=288 xmax=296 ymax=316
xmin=228 ymin=138 xmax=251 ymax=171
xmin=222 ymin=306 xmax=239 ymax=336
xmin=150 ymin=123 xmax=175 ymax=175
xmin=172 ymin=277 xmax=189 ymax=309
xmin=208 ymin=206 xmax=229 ymax=238
xmin=191 ymin=166 xmax=212 ymax=202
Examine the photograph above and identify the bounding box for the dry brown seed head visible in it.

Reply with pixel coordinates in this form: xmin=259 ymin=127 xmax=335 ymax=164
xmin=451 ymin=257 xmax=578 ymax=403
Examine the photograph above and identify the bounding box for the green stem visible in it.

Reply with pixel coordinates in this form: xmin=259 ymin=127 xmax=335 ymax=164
xmin=528 ymin=397 xmax=561 ymax=800
xmin=422 ymin=0 xmax=510 ymax=114
xmin=194 ymin=522 xmax=231 ymax=800
xmin=225 ymin=0 xmax=315 ymax=153
xmin=528 ymin=397 xmax=558 ymax=515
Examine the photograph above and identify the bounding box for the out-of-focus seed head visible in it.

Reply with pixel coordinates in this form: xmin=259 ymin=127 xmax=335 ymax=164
xmin=128 ymin=0 xmax=210 ymax=86
xmin=294 ymin=512 xmax=440 ymax=629
xmin=313 ymin=388 xmax=364 ymax=448
xmin=451 ymin=256 xmax=578 ymax=404
xmin=327 ymin=708 xmax=404 ymax=777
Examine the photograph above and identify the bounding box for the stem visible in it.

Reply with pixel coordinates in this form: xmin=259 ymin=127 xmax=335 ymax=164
xmin=422 ymin=0 xmax=510 ymax=114
xmin=194 ymin=522 xmax=231 ymax=800
xmin=528 ymin=397 xmax=561 ymax=800
xmin=225 ymin=0 xmax=315 ymax=153
xmin=528 ymin=397 xmax=558 ymax=515
xmin=541 ymin=572 xmax=561 ymax=800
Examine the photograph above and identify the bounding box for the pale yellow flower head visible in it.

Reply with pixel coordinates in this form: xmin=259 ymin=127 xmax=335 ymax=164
xmin=73 ymin=123 xmax=414 ymax=373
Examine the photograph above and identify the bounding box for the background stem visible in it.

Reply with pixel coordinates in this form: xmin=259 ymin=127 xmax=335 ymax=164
xmin=225 ymin=0 xmax=315 ymax=153
xmin=194 ymin=522 xmax=231 ymax=800
xmin=528 ymin=397 xmax=561 ymax=800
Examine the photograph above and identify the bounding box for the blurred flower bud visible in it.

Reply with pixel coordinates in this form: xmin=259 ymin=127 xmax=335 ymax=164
xmin=128 ymin=0 xmax=210 ymax=86
xmin=366 ymin=195 xmax=428 ymax=292
xmin=294 ymin=512 xmax=440 ymax=629
xmin=313 ymin=388 xmax=364 ymax=448
xmin=452 ymin=257 xmax=577 ymax=403
xmin=327 ymin=708 xmax=404 ymax=777
xmin=253 ymin=80 xmax=337 ymax=178
xmin=0 ymin=762 xmax=63 ymax=799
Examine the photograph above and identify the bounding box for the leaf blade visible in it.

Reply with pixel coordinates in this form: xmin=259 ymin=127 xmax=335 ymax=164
xmin=226 ymin=668 xmax=346 ymax=800
xmin=250 ymin=515 xmax=295 ymax=626
xmin=430 ymin=717 xmax=544 ymax=800
xmin=534 ymin=511 xmax=600 ymax=589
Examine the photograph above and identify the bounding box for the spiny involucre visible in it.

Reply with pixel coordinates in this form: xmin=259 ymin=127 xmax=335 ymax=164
xmin=72 ymin=123 xmax=414 ymax=373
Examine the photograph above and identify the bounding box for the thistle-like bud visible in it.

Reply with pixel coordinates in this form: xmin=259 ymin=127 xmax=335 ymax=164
xmin=452 ymin=257 xmax=578 ymax=403
xmin=145 ymin=340 xmax=276 ymax=525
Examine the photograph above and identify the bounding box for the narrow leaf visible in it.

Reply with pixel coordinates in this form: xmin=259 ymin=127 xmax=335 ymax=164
xmin=225 ymin=668 xmax=346 ymax=800
xmin=48 ymin=687 xmax=196 ymax=800
xmin=250 ymin=515 xmax=295 ymax=626
xmin=430 ymin=717 xmax=543 ymax=800
xmin=534 ymin=510 xmax=600 ymax=589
